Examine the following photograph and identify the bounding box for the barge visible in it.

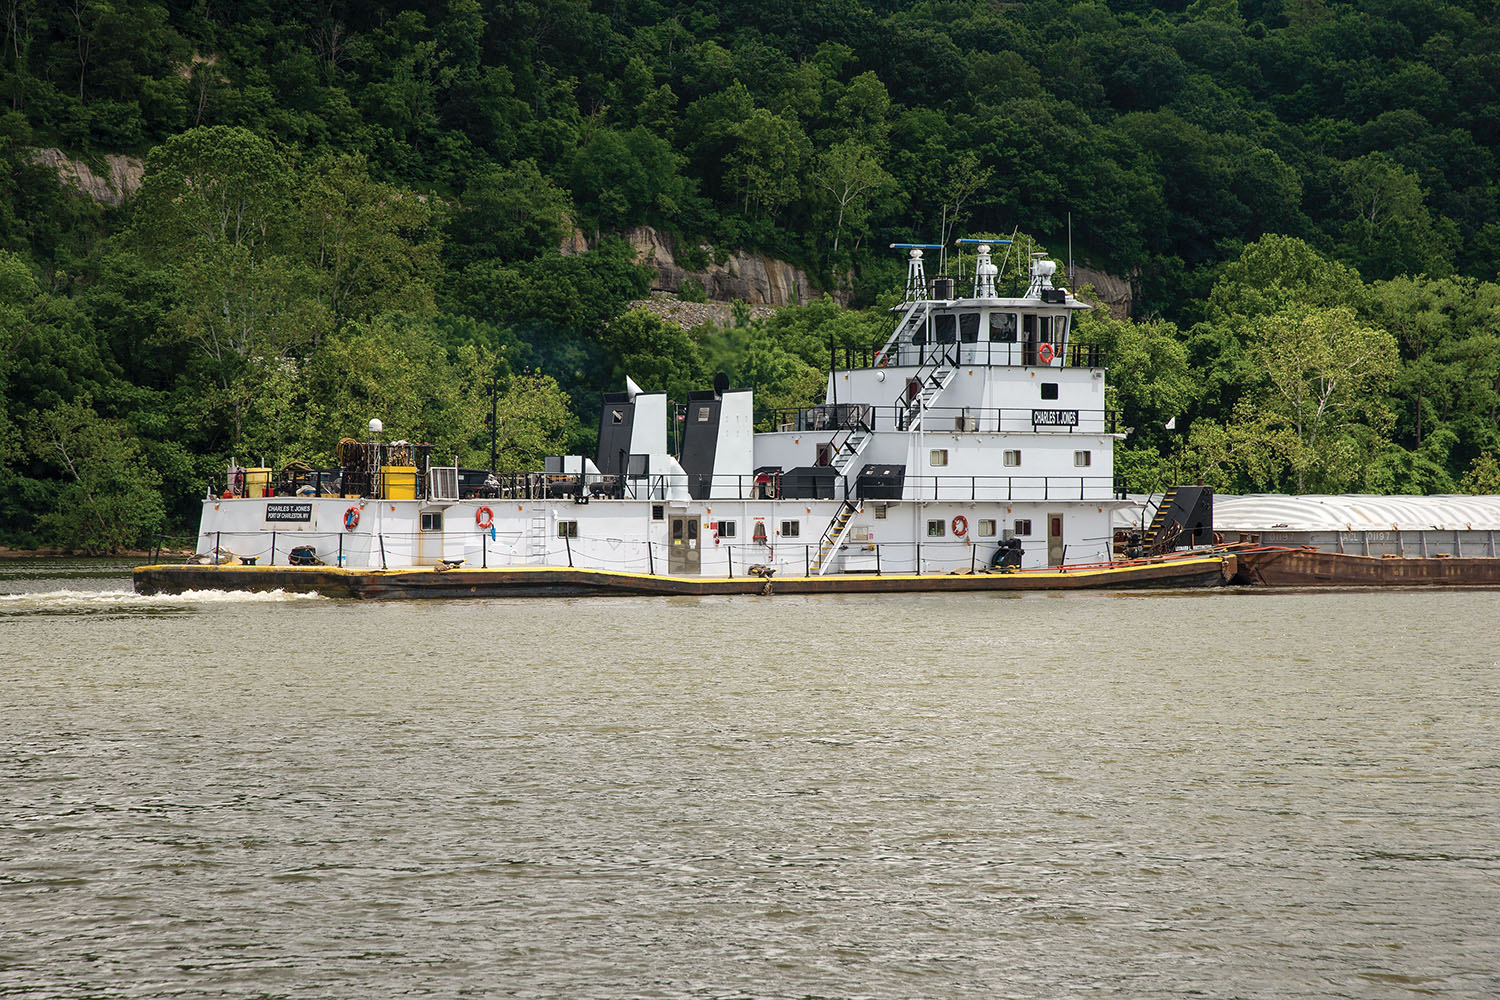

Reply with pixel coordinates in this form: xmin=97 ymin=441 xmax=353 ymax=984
xmin=1215 ymin=494 xmax=1500 ymax=587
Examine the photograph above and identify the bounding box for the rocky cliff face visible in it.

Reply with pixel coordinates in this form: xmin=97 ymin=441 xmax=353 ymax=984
xmin=27 ymin=148 xmax=144 ymax=207
xmin=563 ymin=225 xmax=841 ymax=307
xmin=1072 ymin=264 xmax=1133 ymax=319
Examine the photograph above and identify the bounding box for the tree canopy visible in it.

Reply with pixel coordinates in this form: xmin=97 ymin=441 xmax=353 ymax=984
xmin=3 ymin=0 xmax=1500 ymax=550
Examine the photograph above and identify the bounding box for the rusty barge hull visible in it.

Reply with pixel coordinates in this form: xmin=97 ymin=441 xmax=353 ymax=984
xmin=133 ymin=554 xmax=1235 ymax=600
xmin=1235 ymin=547 xmax=1500 ymax=587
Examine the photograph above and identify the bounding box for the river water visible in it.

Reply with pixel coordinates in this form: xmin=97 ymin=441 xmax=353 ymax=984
xmin=2 ymin=560 xmax=1497 ymax=999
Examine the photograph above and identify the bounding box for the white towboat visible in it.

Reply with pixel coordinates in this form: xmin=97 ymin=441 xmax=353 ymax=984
xmin=137 ymin=244 xmax=1234 ymax=596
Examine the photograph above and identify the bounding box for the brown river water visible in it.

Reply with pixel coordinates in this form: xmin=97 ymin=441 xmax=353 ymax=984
xmin=1 ymin=559 xmax=1498 ymax=998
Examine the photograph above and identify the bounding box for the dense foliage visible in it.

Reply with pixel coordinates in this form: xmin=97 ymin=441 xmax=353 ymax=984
xmin=1 ymin=0 xmax=1498 ymax=550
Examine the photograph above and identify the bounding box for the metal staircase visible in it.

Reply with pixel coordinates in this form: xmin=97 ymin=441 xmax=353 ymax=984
xmin=875 ymin=300 xmax=932 ymax=366
xmin=900 ymin=345 xmax=961 ymax=431
xmin=1144 ymin=489 xmax=1180 ymax=555
xmin=1144 ymin=486 xmax=1214 ymax=555
xmin=811 ymin=499 xmax=861 ymax=575
xmin=824 ymin=414 xmax=874 ymax=488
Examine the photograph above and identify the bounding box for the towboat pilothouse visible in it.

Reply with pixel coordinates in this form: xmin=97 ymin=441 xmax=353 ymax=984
xmin=136 ymin=243 xmax=1235 ymax=597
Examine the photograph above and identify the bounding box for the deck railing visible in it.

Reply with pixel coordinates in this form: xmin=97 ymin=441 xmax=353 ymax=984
xmin=182 ymin=528 xmax=1119 ymax=577
xmin=762 ymin=404 xmax=1120 ymax=435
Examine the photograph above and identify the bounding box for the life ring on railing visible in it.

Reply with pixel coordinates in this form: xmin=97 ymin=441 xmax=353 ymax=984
xmin=1038 ymin=342 xmax=1055 ymax=364
xmin=475 ymin=506 xmax=494 ymax=530
xmin=343 ymin=506 xmax=360 ymax=531
xmin=952 ymin=514 xmax=968 ymax=537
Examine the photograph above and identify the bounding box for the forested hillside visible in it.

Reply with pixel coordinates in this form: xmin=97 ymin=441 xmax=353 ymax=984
xmin=2 ymin=0 xmax=1499 ymax=550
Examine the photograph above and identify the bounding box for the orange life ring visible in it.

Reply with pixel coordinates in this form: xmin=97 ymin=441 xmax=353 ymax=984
xmin=343 ymin=506 xmax=360 ymax=530
xmin=475 ymin=506 xmax=494 ymax=530
xmin=1038 ymin=342 xmax=1055 ymax=364
xmin=952 ymin=514 xmax=968 ymax=537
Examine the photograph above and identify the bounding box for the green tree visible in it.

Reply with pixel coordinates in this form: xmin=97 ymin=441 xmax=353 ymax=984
xmin=132 ymin=126 xmax=318 ymax=377
xmin=1460 ymin=452 xmax=1500 ymax=493
xmin=815 ymin=139 xmax=893 ymax=259
xmin=725 ymin=107 xmax=809 ymax=215
xmin=1339 ymin=152 xmax=1456 ymax=280
xmin=295 ymin=151 xmax=440 ymax=330
xmin=450 ymin=158 xmax=573 ymax=264
xmin=28 ymin=396 xmax=165 ymax=553
xmin=602 ymin=307 xmax=705 ymax=403
xmin=1248 ymin=305 xmax=1399 ymax=491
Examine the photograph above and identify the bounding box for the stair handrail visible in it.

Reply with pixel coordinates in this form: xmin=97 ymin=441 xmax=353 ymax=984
xmin=824 ymin=404 xmax=874 ymax=471
xmin=901 ymin=343 xmax=960 ymax=431
xmin=876 ymin=299 xmax=932 ymax=364
xmin=813 ymin=499 xmax=862 ymax=575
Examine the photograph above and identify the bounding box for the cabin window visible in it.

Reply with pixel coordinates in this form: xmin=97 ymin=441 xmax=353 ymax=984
xmin=1054 ymin=314 xmax=1069 ymax=338
xmin=611 ymin=409 xmax=624 ymax=424
xmin=652 ymin=504 xmax=665 ymax=520
xmin=1014 ymin=518 xmax=1033 ymax=535
xmin=930 ymin=449 xmax=949 ymax=467
xmin=1022 ymin=314 xmax=1037 ymax=338
xmin=959 ymin=313 xmax=981 ymax=342
xmin=719 ymin=520 xmax=736 ymax=538
xmin=1041 ymin=382 xmax=1059 ymax=400
xmin=696 ymin=406 xmax=712 ymax=422
xmin=420 ymin=512 xmax=443 ymax=532
xmin=978 ymin=519 xmax=997 ymax=537
xmin=989 ymin=312 xmax=1017 ymax=342
xmin=1074 ymin=450 xmax=1092 ymax=467
xmin=780 ymin=520 xmax=800 ymax=537
xmin=1037 ymin=315 xmax=1052 ymax=341
xmin=927 ymin=519 xmax=946 ymax=537
xmin=1003 ymin=450 xmax=1021 ymax=467
xmin=933 ymin=313 xmax=957 ymax=343
xmin=557 ymin=520 xmax=578 ymax=537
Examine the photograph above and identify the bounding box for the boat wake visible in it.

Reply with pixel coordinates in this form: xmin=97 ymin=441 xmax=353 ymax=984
xmin=0 ymin=588 xmax=326 ymax=612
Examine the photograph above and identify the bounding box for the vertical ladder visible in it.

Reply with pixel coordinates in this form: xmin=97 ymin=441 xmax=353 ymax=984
xmin=529 ymin=515 xmax=548 ymax=562
xmin=811 ymin=500 xmax=861 ymax=575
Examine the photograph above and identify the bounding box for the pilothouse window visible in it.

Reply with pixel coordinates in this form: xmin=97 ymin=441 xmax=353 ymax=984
xmin=959 ymin=313 xmax=980 ymax=342
xmin=989 ymin=312 xmax=1017 ymax=342
xmin=933 ymin=313 xmax=957 ymax=344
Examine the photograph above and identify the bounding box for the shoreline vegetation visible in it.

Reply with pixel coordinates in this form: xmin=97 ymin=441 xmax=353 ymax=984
xmin=4 ymin=1 xmax=1499 ymax=555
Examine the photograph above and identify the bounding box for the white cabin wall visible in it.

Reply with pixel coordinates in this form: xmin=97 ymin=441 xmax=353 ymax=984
xmin=631 ymin=392 xmax=669 ymax=463
xmin=711 ymin=389 xmax=755 ymax=497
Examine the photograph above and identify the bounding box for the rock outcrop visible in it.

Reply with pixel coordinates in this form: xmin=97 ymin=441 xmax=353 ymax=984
xmin=27 ymin=148 xmax=144 ymax=207
xmin=564 ymin=225 xmax=839 ymax=307
xmin=626 ymin=292 xmax=779 ymax=329
xmin=1071 ymin=264 xmax=1133 ymax=319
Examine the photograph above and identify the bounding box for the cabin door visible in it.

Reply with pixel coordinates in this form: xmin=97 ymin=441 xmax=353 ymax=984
xmin=417 ymin=507 xmax=444 ymax=566
xmin=669 ymin=515 xmax=701 ymax=574
xmin=1047 ymin=512 xmax=1064 ymax=567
